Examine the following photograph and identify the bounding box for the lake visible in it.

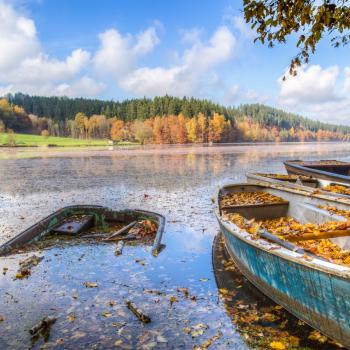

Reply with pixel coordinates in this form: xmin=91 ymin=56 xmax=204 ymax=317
xmin=1 ymin=143 xmax=350 ymax=349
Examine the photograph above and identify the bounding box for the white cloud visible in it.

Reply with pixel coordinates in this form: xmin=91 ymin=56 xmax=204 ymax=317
xmin=93 ymin=27 xmax=159 ymax=79
xmin=120 ymin=26 xmax=236 ymax=97
xmin=0 ymin=2 xmax=103 ymax=97
xmin=55 ymin=76 xmax=105 ymax=97
xmin=277 ymin=65 xmax=350 ymax=125
xmin=278 ymin=65 xmax=340 ymax=105
xmin=0 ymin=3 xmax=39 ymax=71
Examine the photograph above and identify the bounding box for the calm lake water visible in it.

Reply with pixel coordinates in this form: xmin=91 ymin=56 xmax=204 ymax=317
xmin=1 ymin=143 xmax=350 ymax=349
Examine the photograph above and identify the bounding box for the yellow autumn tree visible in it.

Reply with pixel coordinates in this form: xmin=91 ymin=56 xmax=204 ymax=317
xmin=208 ymin=113 xmax=226 ymax=143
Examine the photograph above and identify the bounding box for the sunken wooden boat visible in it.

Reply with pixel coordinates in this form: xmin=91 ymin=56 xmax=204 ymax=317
xmin=284 ymin=159 xmax=350 ymax=184
xmin=247 ymin=172 xmax=350 ymax=201
xmin=0 ymin=205 xmax=165 ymax=256
xmin=215 ymin=183 xmax=350 ymax=348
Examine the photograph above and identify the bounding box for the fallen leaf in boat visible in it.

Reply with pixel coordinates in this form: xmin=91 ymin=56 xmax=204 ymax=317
xmin=308 ymin=330 xmax=327 ymax=343
xmin=269 ymin=340 xmax=286 ymax=349
xmin=220 ymin=191 xmax=285 ymax=207
xmin=288 ymin=335 xmax=300 ymax=347
xmin=67 ymin=313 xmax=76 ymax=322
xmin=219 ymin=288 xmax=229 ymax=295
xmin=83 ymin=282 xmax=98 ymax=288
xmin=262 ymin=312 xmax=279 ymax=322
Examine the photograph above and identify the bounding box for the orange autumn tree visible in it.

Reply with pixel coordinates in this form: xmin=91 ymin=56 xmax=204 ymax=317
xmin=110 ymin=119 xmax=125 ymax=142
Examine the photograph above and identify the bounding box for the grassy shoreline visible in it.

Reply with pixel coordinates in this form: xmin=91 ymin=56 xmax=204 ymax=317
xmin=0 ymin=133 xmax=139 ymax=147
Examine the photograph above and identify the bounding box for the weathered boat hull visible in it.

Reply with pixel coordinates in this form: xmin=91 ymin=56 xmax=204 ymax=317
xmin=217 ymin=217 xmax=350 ymax=348
xmin=284 ymin=160 xmax=350 ymax=184
xmin=215 ymin=183 xmax=350 ymax=348
xmin=0 ymin=205 xmax=165 ymax=256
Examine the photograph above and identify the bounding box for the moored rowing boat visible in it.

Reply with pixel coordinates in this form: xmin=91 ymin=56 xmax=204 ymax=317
xmin=215 ymin=183 xmax=350 ymax=348
xmin=284 ymin=159 xmax=350 ymax=184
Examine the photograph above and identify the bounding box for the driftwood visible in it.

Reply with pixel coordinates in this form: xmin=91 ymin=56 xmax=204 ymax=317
xmin=103 ymin=221 xmax=137 ymax=241
xmin=115 ymin=241 xmax=124 ymax=256
xmin=125 ymin=300 xmax=151 ymax=323
xmin=29 ymin=316 xmax=57 ymax=335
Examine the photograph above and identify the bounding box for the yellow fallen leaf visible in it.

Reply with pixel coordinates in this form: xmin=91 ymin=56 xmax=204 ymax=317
xmin=269 ymin=341 xmax=286 ymax=350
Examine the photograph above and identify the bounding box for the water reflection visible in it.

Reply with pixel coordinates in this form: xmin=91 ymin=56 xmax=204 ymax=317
xmin=1 ymin=143 xmax=350 ymax=349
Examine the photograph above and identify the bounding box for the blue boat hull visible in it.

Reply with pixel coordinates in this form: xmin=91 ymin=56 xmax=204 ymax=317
xmin=218 ymin=220 xmax=350 ymax=348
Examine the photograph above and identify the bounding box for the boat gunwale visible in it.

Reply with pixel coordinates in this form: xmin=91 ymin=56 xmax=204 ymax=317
xmin=215 ymin=183 xmax=350 ymax=279
xmin=247 ymin=172 xmax=350 ymax=200
xmin=284 ymin=160 xmax=350 ymax=182
xmin=0 ymin=205 xmax=166 ymax=256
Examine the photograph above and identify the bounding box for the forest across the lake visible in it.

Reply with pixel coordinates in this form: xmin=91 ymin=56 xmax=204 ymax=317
xmin=1 ymin=93 xmax=350 ymax=146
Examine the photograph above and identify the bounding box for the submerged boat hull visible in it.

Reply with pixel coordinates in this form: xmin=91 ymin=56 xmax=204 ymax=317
xmin=0 ymin=205 xmax=165 ymax=256
xmin=284 ymin=160 xmax=350 ymax=184
xmin=218 ymin=217 xmax=350 ymax=348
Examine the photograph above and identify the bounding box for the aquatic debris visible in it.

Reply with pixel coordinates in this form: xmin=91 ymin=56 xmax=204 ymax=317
xmin=2 ymin=267 xmax=8 ymax=275
xmin=103 ymin=221 xmax=137 ymax=241
xmin=83 ymin=281 xmax=98 ymax=288
xmin=125 ymin=300 xmax=151 ymax=323
xmin=129 ymin=219 xmax=158 ymax=238
xmin=220 ymin=191 xmax=286 ymax=207
xmin=67 ymin=313 xmax=76 ymax=323
xmin=29 ymin=316 xmax=56 ymax=336
xmin=193 ymin=331 xmax=222 ymax=349
xmin=115 ymin=240 xmax=124 ymax=256
xmin=15 ymin=254 xmax=43 ymax=279
xmin=183 ymin=323 xmax=208 ymax=338
xmin=0 ymin=315 xmax=4 ymax=322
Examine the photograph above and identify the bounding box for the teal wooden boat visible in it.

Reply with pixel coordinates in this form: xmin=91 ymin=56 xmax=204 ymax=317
xmin=215 ymin=183 xmax=350 ymax=348
xmin=0 ymin=205 xmax=165 ymax=256
xmin=284 ymin=159 xmax=350 ymax=184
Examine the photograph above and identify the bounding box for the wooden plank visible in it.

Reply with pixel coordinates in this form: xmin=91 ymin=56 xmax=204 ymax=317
xmin=286 ymin=230 xmax=350 ymax=242
xmin=103 ymin=221 xmax=137 ymax=241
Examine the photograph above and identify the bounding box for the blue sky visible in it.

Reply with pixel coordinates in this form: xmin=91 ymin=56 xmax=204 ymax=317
xmin=1 ymin=0 xmax=350 ymax=124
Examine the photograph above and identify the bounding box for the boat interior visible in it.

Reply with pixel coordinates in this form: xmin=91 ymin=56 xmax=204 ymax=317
xmin=219 ymin=184 xmax=350 ymax=251
xmin=0 ymin=206 xmax=163 ymax=255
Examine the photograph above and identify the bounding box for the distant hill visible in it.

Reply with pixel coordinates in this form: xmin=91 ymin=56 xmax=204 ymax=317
xmin=6 ymin=93 xmax=350 ymax=134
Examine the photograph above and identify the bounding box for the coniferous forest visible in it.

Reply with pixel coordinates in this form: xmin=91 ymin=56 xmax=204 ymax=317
xmin=1 ymin=93 xmax=350 ymax=144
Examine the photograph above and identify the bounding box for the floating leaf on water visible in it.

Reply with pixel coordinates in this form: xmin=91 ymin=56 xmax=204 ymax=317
xmin=101 ymin=311 xmax=113 ymax=318
xmin=67 ymin=313 xmax=76 ymax=322
xmin=199 ymin=278 xmax=209 ymax=282
xmin=84 ymin=282 xmax=98 ymax=288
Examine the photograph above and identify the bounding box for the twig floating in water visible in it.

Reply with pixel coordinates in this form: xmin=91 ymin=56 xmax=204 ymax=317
xmin=125 ymin=300 xmax=151 ymax=323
